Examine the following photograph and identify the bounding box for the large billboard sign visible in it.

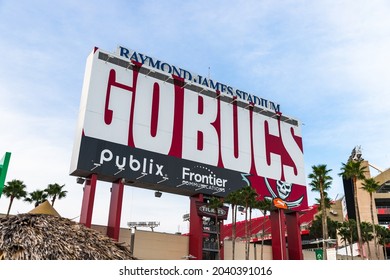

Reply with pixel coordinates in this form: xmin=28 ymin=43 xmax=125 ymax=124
xmin=70 ymin=46 xmax=308 ymax=210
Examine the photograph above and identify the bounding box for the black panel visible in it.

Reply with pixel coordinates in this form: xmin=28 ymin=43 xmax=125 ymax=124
xmin=342 ymin=177 xmax=356 ymax=220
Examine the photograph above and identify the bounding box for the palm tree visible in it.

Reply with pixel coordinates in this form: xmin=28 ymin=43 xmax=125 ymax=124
xmin=338 ymin=220 xmax=358 ymax=260
xmin=308 ymin=164 xmax=332 ymax=260
xmin=24 ymin=189 xmax=48 ymax=207
xmin=208 ymin=196 xmax=223 ymax=260
xmin=256 ymin=198 xmax=272 ymax=260
xmin=327 ymin=218 xmax=339 ymax=240
xmin=339 ymin=160 xmax=368 ymax=259
xmin=308 ymin=215 xmax=323 ymax=240
xmin=225 ymin=189 xmax=242 ymax=260
xmin=360 ymin=221 xmax=374 ymax=259
xmin=376 ymin=225 xmax=390 ymax=260
xmin=2 ymin=179 xmax=27 ymax=217
xmin=315 ymin=195 xmax=332 ymax=211
xmin=338 ymin=222 xmax=351 ymax=260
xmin=45 ymin=183 xmax=67 ymax=206
xmin=361 ymin=177 xmax=381 ymax=259
xmin=309 ymin=215 xmax=337 ymax=237
xmin=240 ymin=186 xmax=258 ymax=260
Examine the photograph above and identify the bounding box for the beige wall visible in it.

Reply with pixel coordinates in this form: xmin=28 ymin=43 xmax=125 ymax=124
xmin=91 ymin=224 xmax=132 ymax=246
xmin=133 ymin=229 xmax=189 ymax=260
xmin=302 ymin=250 xmax=316 ymax=260
xmin=329 ymin=198 xmax=345 ymax=223
xmin=356 ymin=161 xmax=375 ymax=224
xmin=223 ymin=240 xmax=273 ymax=260
xmin=315 ymin=197 xmax=344 ymax=223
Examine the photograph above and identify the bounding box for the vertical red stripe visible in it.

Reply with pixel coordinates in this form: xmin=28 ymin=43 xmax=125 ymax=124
xmin=168 ymin=76 xmax=185 ymax=158
xmin=265 ymin=121 xmax=272 ymax=167
xmin=197 ymin=131 xmax=203 ymax=150
xmin=150 ymin=82 xmax=160 ymax=137
xmin=277 ymin=118 xmax=286 ymax=181
xmin=249 ymin=109 xmax=257 ymax=175
xmin=197 ymin=95 xmax=204 ymax=151
xmin=198 ymin=95 xmax=204 ymax=114
xmin=233 ymin=103 xmax=239 ymax=159
xmin=104 ymin=70 xmax=116 ymax=125
xmin=127 ymin=62 xmax=142 ymax=147
xmin=212 ymin=95 xmax=224 ymax=168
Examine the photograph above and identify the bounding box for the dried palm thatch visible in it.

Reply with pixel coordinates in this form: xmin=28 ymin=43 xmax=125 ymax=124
xmin=0 ymin=213 xmax=134 ymax=260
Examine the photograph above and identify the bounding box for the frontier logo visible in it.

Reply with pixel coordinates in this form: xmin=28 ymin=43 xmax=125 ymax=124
xmin=180 ymin=166 xmax=227 ymax=194
xmin=99 ymin=149 xmax=165 ymax=177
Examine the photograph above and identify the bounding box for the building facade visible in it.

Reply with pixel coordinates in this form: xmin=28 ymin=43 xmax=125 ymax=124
xmin=341 ymin=155 xmax=390 ymax=259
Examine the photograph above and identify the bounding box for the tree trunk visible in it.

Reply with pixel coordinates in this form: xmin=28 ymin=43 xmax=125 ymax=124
xmin=369 ymin=193 xmax=379 ymax=260
xmin=366 ymin=241 xmax=371 ymax=260
xmin=248 ymin=208 xmax=253 ymax=260
xmin=244 ymin=204 xmax=249 ymax=260
xmin=350 ymin=229 xmax=354 ymax=260
xmin=321 ymin=188 xmax=328 ymax=260
xmin=51 ymin=195 xmax=57 ymax=206
xmin=349 ymin=243 xmax=354 ymax=260
xmin=353 ymin=178 xmax=365 ymax=259
xmin=261 ymin=211 xmax=266 ymax=260
xmin=6 ymin=196 xmax=14 ymax=217
xmin=232 ymin=204 xmax=236 ymax=260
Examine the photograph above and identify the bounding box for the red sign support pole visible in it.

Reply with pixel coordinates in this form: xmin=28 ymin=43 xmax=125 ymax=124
xmin=270 ymin=209 xmax=287 ymax=260
xmin=189 ymin=194 xmax=204 ymax=260
xmin=106 ymin=179 xmax=124 ymax=241
xmin=286 ymin=211 xmax=303 ymax=260
xmin=79 ymin=174 xmax=97 ymax=228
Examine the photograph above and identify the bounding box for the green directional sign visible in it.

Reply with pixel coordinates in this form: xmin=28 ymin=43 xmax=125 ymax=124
xmin=315 ymin=249 xmax=324 ymax=260
xmin=0 ymin=152 xmax=11 ymax=197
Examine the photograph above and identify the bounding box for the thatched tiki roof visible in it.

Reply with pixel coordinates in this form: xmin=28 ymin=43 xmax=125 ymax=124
xmin=0 ymin=213 xmax=134 ymax=260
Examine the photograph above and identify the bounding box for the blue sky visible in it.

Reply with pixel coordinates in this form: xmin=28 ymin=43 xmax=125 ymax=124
xmin=1 ymin=0 xmax=390 ymax=233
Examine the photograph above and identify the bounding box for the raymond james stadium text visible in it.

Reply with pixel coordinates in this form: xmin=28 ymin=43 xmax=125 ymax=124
xmin=117 ymin=45 xmax=280 ymax=112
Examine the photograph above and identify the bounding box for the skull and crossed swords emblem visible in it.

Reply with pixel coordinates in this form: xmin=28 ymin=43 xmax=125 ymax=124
xmin=264 ymin=177 xmax=303 ymax=209
xmin=239 ymin=174 xmax=304 ymax=209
